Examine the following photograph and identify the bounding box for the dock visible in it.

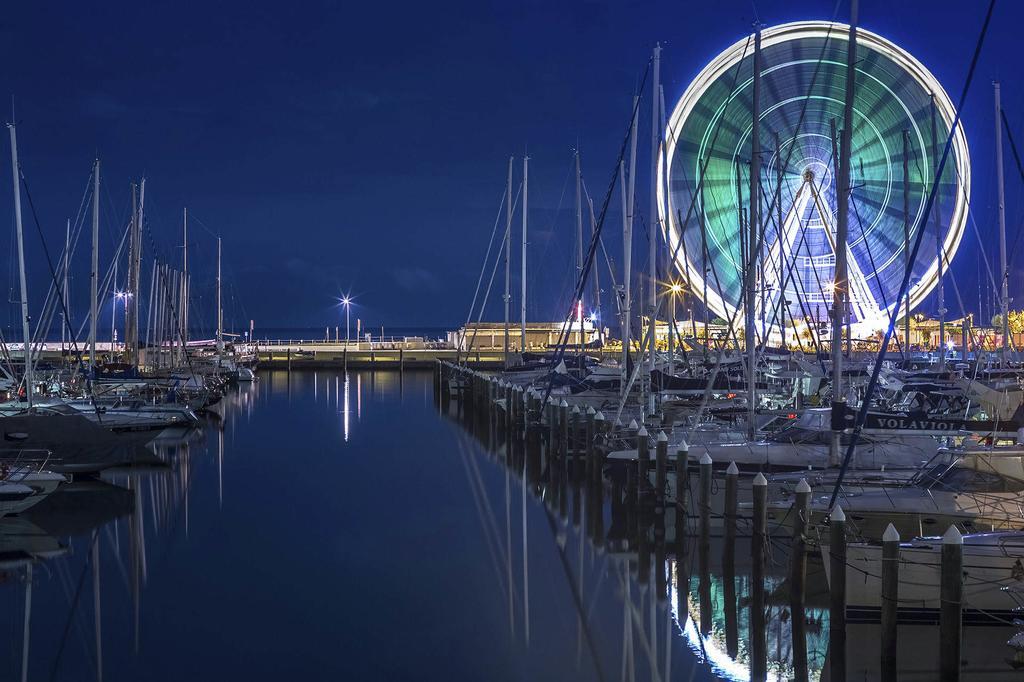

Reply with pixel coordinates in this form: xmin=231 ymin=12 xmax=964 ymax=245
xmin=255 ymin=342 xmax=503 ymax=369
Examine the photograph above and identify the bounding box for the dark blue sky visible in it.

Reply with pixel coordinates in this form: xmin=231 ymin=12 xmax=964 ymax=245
xmin=1 ymin=0 xmax=1022 ymax=333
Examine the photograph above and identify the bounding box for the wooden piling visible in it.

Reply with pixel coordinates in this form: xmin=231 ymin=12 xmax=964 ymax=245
xmin=751 ymin=472 xmax=767 ymax=682
xmin=655 ymin=431 xmax=667 ymax=508
xmin=547 ymin=398 xmax=558 ymax=458
xmin=675 ymin=441 xmax=689 ymax=537
xmin=829 ymin=504 xmax=847 ymax=682
xmin=698 ymin=452 xmax=711 ymax=548
xmin=724 ymin=461 xmax=739 ymax=657
xmin=584 ymin=407 xmax=596 ymax=471
xmin=698 ymin=451 xmax=713 ymax=635
xmin=637 ymin=426 xmax=650 ymax=497
xmin=881 ymin=523 xmax=900 ymax=682
xmin=791 ymin=478 xmax=811 ymax=682
xmin=570 ymin=404 xmax=581 ymax=456
xmin=592 ymin=411 xmax=606 ymax=547
xmin=940 ymin=526 xmax=963 ymax=682
xmin=558 ymin=400 xmax=570 ymax=519
xmin=626 ymin=459 xmax=638 ymax=548
xmin=507 ymin=382 xmax=515 ymax=434
xmin=559 ymin=400 xmax=569 ymax=459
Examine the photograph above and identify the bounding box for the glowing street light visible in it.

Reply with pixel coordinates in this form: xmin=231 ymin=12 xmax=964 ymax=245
xmin=666 ymin=282 xmax=684 ymax=374
xmin=114 ymin=291 xmax=132 ymax=351
xmin=341 ymin=297 xmax=352 ymax=346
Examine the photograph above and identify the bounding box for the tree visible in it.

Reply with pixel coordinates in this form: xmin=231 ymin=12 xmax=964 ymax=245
xmin=993 ymin=310 xmax=1024 ymax=334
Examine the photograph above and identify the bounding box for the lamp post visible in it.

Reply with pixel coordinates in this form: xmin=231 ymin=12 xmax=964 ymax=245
xmin=669 ymin=283 xmax=682 ymax=376
xmin=114 ymin=291 xmax=132 ymax=354
xmin=342 ymin=297 xmax=351 ymax=347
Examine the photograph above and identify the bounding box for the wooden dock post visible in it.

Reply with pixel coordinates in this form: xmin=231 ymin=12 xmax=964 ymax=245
xmin=592 ymin=411 xmax=606 ymax=547
xmin=698 ymin=453 xmax=712 ymax=555
xmin=558 ymin=400 xmax=570 ymax=519
xmin=287 ymin=347 xmax=291 ymax=371
xmin=570 ymin=404 xmax=581 ymax=456
xmin=515 ymin=385 xmax=524 ymax=430
xmin=584 ymin=406 xmax=596 ymax=474
xmin=505 ymin=382 xmax=514 ymax=435
xmin=724 ymin=462 xmax=738 ymax=537
xmin=637 ymin=426 xmax=650 ymax=499
xmin=751 ymin=472 xmax=767 ymax=682
xmin=829 ymin=504 xmax=847 ymax=682
xmin=570 ymin=406 xmax=582 ymax=525
xmin=487 ymin=378 xmax=496 ymax=439
xmin=675 ymin=441 xmax=689 ymax=537
xmin=940 ymin=526 xmax=963 ymax=682
xmin=724 ymin=461 xmax=739 ymax=657
xmin=881 ymin=523 xmax=900 ymax=682
xmin=655 ymin=431 xmax=667 ymax=509
xmin=698 ymin=451 xmax=713 ymax=635
xmin=547 ymin=397 xmax=558 ymax=458
xmin=791 ymin=478 xmax=811 ymax=682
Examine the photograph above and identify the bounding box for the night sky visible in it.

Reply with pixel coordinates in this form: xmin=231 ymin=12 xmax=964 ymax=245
xmin=1 ymin=0 xmax=1022 ymax=335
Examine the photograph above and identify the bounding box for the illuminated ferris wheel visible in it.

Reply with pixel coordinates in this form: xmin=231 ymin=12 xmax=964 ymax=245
xmin=659 ymin=21 xmax=970 ymax=337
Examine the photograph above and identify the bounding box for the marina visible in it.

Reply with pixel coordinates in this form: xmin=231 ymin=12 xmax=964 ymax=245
xmin=4 ymin=0 xmax=1024 ymax=680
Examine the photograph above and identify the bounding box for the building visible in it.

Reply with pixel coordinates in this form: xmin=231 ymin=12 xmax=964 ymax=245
xmin=447 ymin=321 xmax=601 ymax=352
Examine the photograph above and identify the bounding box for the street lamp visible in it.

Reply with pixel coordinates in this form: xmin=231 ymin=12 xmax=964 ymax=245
xmin=114 ymin=291 xmax=132 ymax=352
xmin=341 ymin=297 xmax=351 ymax=346
xmin=667 ymin=283 xmax=683 ymax=375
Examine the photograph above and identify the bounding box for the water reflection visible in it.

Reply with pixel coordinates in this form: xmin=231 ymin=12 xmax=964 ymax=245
xmin=438 ymin=376 xmax=1024 ymax=682
xmin=441 ymin=379 xmax=712 ymax=682
xmin=10 ymin=369 xmax=1016 ymax=680
xmin=3 ymin=381 xmax=256 ymax=680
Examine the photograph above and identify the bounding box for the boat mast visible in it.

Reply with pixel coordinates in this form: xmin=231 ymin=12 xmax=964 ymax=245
xmin=504 ymin=156 xmax=512 ymax=368
xmin=623 ymin=94 xmax=639 ymax=397
xmin=903 ymin=130 xmax=911 ymax=358
xmin=217 ymin=236 xmax=223 ymax=354
xmin=647 ymin=43 xmax=661 ymax=415
xmin=183 ymin=207 xmax=189 ymax=350
xmin=619 ymin=159 xmax=631 ymax=396
xmin=520 ymin=155 xmax=528 ymax=349
xmin=90 ymin=159 xmax=100 ymax=372
xmin=747 ymin=26 xmax=762 ymax=440
xmin=126 ymin=180 xmax=144 ymax=368
xmin=62 ymin=218 xmax=70 ymax=351
xmin=775 ymin=131 xmax=785 ymax=349
xmin=995 ymin=81 xmax=1009 ymax=363
xmin=931 ymin=95 xmax=946 ymax=369
xmin=8 ymin=122 xmax=33 ymax=406
xmin=660 ymin=84 xmax=674 ymax=377
xmin=587 ymin=190 xmax=601 ymax=347
xmin=575 ymin=149 xmax=584 ymax=369
xmin=830 ymin=3 xmax=858 ymax=466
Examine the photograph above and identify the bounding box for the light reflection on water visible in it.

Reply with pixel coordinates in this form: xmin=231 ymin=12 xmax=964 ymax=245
xmin=0 ymin=370 xmax=712 ymax=680
xmin=13 ymin=369 xmax=1012 ymax=680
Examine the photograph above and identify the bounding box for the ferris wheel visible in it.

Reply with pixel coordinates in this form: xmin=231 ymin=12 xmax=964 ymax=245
xmin=659 ymin=21 xmax=970 ymax=338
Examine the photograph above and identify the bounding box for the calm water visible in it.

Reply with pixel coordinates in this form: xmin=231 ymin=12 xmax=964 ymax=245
xmin=2 ymin=369 xmax=715 ymax=681
xmin=5 ymin=369 xmax=1012 ymax=681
